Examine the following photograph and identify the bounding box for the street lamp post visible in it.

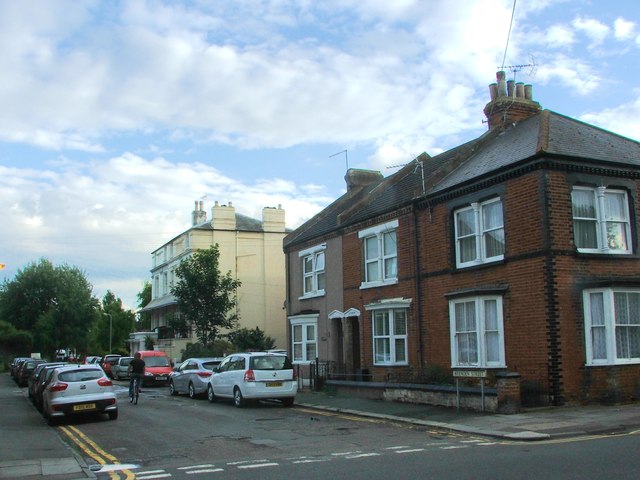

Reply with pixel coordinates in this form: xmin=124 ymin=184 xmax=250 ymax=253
xmin=103 ymin=313 xmax=113 ymax=352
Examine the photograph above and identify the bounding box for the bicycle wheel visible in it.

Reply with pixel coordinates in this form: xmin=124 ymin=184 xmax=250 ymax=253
xmin=134 ymin=382 xmax=139 ymax=405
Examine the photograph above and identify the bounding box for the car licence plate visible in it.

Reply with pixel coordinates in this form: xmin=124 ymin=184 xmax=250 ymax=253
xmin=266 ymin=381 xmax=283 ymax=387
xmin=73 ymin=403 xmax=96 ymax=412
xmin=155 ymin=376 xmax=166 ymax=381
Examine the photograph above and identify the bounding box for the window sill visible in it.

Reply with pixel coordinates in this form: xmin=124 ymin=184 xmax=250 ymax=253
xmin=451 ymin=364 xmax=506 ymax=369
xmin=586 ymin=361 xmax=640 ymax=367
xmin=360 ymin=279 xmax=398 ymax=290
xmin=298 ymin=291 xmax=325 ymax=300
xmin=456 ymin=257 xmax=504 ymax=270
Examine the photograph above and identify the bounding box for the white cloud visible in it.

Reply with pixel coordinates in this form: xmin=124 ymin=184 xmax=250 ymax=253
xmin=0 ymin=154 xmax=332 ymax=307
xmin=534 ymin=54 xmax=602 ymax=94
xmin=545 ymin=24 xmax=575 ymax=48
xmin=614 ymin=17 xmax=636 ymax=41
xmin=572 ymin=16 xmax=610 ymax=45
xmin=579 ymin=91 xmax=640 ymax=142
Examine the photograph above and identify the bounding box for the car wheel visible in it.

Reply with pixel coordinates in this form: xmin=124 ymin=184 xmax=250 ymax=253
xmin=233 ymin=388 xmax=245 ymax=408
xmin=169 ymin=381 xmax=177 ymax=396
xmin=207 ymin=385 xmax=217 ymax=403
xmin=108 ymin=410 xmax=118 ymax=420
xmin=282 ymin=397 xmax=294 ymax=407
xmin=188 ymin=383 xmax=196 ymax=399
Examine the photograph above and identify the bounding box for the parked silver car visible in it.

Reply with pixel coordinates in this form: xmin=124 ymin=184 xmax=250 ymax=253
xmin=41 ymin=364 xmax=117 ymax=425
xmin=206 ymin=352 xmax=297 ymax=407
xmin=169 ymin=357 xmax=223 ymax=398
xmin=111 ymin=356 xmax=133 ymax=380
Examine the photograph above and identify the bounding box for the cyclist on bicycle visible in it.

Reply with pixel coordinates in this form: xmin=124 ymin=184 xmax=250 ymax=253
xmin=128 ymin=352 xmax=146 ymax=397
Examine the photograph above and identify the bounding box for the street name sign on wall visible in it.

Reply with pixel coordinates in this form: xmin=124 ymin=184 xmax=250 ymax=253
xmin=453 ymin=369 xmax=487 ymax=378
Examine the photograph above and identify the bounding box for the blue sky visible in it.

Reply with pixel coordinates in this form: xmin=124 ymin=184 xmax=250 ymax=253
xmin=1 ymin=0 xmax=639 ymax=309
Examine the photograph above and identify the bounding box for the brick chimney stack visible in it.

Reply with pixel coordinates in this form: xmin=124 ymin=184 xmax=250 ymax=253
xmin=483 ymin=71 xmax=541 ymax=130
xmin=344 ymin=169 xmax=383 ymax=195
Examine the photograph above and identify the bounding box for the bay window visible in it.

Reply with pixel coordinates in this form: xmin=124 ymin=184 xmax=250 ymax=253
xmin=584 ymin=288 xmax=640 ymax=365
xmin=449 ymin=296 xmax=505 ymax=368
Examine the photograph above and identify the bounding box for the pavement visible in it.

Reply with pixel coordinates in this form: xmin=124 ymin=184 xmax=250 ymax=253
xmin=3 ymin=372 xmax=640 ymax=479
xmin=295 ymin=389 xmax=640 ymax=441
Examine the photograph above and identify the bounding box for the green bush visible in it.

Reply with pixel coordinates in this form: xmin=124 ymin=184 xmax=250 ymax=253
xmin=180 ymin=339 xmax=233 ymax=362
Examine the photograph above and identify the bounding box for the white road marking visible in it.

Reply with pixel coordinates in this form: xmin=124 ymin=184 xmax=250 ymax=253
xmin=440 ymin=445 xmax=469 ymax=450
xmin=395 ymin=448 xmax=425 ymax=454
xmin=345 ymin=453 xmax=381 ymax=459
xmin=178 ymin=465 xmax=216 ymax=470
xmin=331 ymin=451 xmax=362 ymax=457
xmin=237 ymin=463 xmax=279 ymax=469
xmin=185 ymin=468 xmax=224 ymax=474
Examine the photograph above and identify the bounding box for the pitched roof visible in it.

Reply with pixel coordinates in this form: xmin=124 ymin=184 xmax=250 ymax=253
xmin=284 ymin=109 xmax=640 ymax=250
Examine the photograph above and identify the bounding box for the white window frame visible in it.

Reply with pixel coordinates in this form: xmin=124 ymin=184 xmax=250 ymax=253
xmin=299 ymin=244 xmax=326 ymax=299
xmin=359 ymin=219 xmax=399 ymax=289
xmin=365 ymin=299 xmax=411 ymax=366
xmin=583 ymin=288 xmax=640 ymax=366
xmin=454 ymin=198 xmax=505 ymax=269
xmin=449 ymin=296 xmax=506 ymax=368
xmin=289 ymin=314 xmax=318 ymax=364
xmin=572 ymin=186 xmax=632 ymax=255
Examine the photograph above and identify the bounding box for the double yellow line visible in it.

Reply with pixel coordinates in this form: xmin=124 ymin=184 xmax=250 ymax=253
xmin=58 ymin=425 xmax=135 ymax=479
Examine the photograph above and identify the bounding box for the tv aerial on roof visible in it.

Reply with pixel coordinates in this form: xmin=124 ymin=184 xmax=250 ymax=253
xmin=499 ymin=55 xmax=538 ymax=81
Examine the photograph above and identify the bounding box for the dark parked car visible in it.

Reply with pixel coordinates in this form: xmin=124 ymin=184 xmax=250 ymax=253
xmin=11 ymin=357 xmax=31 ymax=380
xmin=28 ymin=362 xmax=66 ymax=400
xmin=16 ymin=359 xmax=46 ymax=387
xmin=33 ymin=364 xmax=68 ymax=411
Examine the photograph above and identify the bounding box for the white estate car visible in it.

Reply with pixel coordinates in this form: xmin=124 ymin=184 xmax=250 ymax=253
xmin=207 ymin=352 xmax=297 ymax=407
xmin=41 ymin=364 xmax=117 ymax=425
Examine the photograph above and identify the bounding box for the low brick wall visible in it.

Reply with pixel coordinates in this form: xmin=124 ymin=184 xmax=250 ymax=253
xmin=325 ymin=380 xmax=499 ymax=412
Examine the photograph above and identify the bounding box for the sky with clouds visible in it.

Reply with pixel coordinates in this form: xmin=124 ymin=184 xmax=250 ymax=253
xmin=1 ymin=0 xmax=639 ymax=309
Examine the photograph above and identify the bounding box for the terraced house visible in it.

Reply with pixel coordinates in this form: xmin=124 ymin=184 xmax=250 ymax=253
xmin=284 ymin=71 xmax=640 ymax=407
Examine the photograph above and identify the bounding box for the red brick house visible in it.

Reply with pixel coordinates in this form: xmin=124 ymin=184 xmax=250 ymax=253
xmin=284 ymin=72 xmax=640 ymax=406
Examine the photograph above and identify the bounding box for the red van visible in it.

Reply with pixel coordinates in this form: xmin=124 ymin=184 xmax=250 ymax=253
xmin=138 ymin=350 xmax=173 ymax=386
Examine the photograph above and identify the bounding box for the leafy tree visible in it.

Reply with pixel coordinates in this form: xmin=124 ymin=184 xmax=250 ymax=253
xmin=136 ymin=281 xmax=152 ymax=331
xmin=227 ymin=327 xmax=275 ymax=352
xmin=90 ymin=291 xmax=136 ymax=354
xmin=0 ymin=259 xmax=99 ymax=359
xmin=171 ymin=245 xmax=241 ymax=347
xmin=0 ymin=320 xmax=32 ymax=365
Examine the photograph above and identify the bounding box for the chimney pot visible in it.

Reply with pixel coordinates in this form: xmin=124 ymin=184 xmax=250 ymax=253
xmin=507 ymin=79 xmax=515 ymax=97
xmin=516 ymin=82 xmax=525 ymax=98
xmin=524 ymin=84 xmax=533 ymax=100
xmin=488 ymin=83 xmax=498 ymax=101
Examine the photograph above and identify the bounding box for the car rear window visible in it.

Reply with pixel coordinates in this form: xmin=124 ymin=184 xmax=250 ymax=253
xmin=58 ymin=369 xmax=104 ymax=382
xmin=145 ymin=356 xmax=170 ymax=367
xmin=250 ymin=356 xmax=292 ymax=370
xmin=203 ymin=361 xmax=221 ymax=370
